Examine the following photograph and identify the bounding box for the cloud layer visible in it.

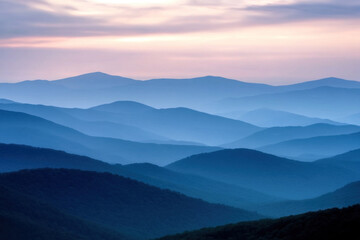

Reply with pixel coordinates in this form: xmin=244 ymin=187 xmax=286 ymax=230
xmin=2 ymin=0 xmax=360 ymax=39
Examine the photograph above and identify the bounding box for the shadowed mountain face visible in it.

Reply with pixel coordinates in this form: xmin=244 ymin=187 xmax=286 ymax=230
xmin=0 ymin=169 xmax=262 ymax=239
xmin=157 ymin=205 xmax=360 ymax=240
xmin=224 ymin=124 xmax=360 ymax=149
xmin=0 ymin=109 xmax=219 ymax=165
xmin=0 ymin=185 xmax=130 ymax=240
xmin=167 ymin=149 xmax=359 ymax=199
xmin=124 ymin=163 xmax=279 ymax=209
xmin=259 ymin=131 xmax=360 ymax=160
xmin=256 ymin=181 xmax=360 ymax=217
xmin=0 ymin=143 xmax=278 ymax=209
xmin=234 ymin=108 xmax=342 ymax=127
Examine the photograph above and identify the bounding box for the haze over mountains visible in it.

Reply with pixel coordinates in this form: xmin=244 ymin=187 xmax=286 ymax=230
xmin=224 ymin=124 xmax=360 ymax=149
xmin=0 ymin=109 xmax=219 ymax=165
xmin=1 ymin=73 xmax=360 ymax=117
xmin=1 ymin=72 xmax=360 ymax=240
xmin=231 ymin=108 xmax=342 ymax=127
xmin=260 ymin=131 xmax=360 ymax=160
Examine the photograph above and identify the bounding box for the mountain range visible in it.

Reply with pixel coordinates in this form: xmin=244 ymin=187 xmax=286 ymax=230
xmin=1 ymin=73 xmax=360 ymax=117
xmin=259 ymin=131 xmax=360 ymax=160
xmin=1 ymin=73 xmax=360 ymax=239
xmin=224 ymin=123 xmax=360 ymax=149
xmin=0 ymin=143 xmax=278 ymax=209
xmin=0 ymin=109 xmax=219 ymax=165
xmin=231 ymin=108 xmax=342 ymax=127
xmin=209 ymin=87 xmax=360 ymax=119
xmin=0 ymin=100 xmax=261 ymax=146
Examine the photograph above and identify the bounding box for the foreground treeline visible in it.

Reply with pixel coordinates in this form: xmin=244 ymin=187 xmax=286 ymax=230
xmin=158 ymin=205 xmax=360 ymax=240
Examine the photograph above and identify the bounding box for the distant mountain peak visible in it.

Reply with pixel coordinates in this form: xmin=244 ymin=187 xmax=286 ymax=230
xmin=91 ymin=100 xmax=155 ymax=113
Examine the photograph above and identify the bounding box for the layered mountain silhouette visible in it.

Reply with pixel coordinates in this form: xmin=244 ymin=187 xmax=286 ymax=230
xmin=124 ymin=163 xmax=279 ymax=209
xmin=260 ymin=131 xmax=360 ymax=160
xmin=210 ymin=87 xmax=360 ymax=119
xmin=0 ymin=74 xmax=273 ymax=108
xmin=0 ymin=101 xmax=261 ymax=146
xmin=1 ymin=73 xmax=359 ymax=111
xmin=90 ymin=102 xmax=261 ymax=145
xmin=0 ymin=109 xmax=219 ymax=165
xmin=167 ymin=149 xmax=359 ymax=199
xmin=279 ymin=77 xmax=360 ymax=90
xmin=315 ymin=148 xmax=360 ymax=174
xmin=158 ymin=205 xmax=360 ymax=240
xmin=0 ymin=143 xmax=277 ymax=209
xmin=0 ymin=169 xmax=262 ymax=239
xmin=257 ymin=181 xmax=360 ymax=217
xmin=0 ymin=102 xmax=171 ymax=143
xmin=1 ymin=73 xmax=360 ymax=240
xmin=234 ymin=108 xmax=342 ymax=127
xmin=224 ymin=123 xmax=360 ymax=149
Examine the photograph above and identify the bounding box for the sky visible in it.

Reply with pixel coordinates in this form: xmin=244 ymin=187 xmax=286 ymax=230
xmin=1 ymin=0 xmax=360 ymax=83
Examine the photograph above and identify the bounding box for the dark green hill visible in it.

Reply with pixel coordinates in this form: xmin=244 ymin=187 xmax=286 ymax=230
xmin=0 ymin=169 xmax=262 ymax=239
xmin=0 ymin=185 xmax=129 ymax=240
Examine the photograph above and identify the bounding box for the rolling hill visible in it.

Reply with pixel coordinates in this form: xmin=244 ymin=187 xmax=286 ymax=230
xmin=90 ymin=102 xmax=262 ymax=145
xmin=259 ymin=131 xmax=360 ymax=160
xmin=0 ymin=169 xmax=262 ymax=239
xmin=0 ymin=109 xmax=219 ymax=165
xmin=224 ymin=124 xmax=360 ymax=149
xmin=124 ymin=163 xmax=279 ymax=209
xmin=210 ymin=87 xmax=360 ymax=119
xmin=256 ymin=181 xmax=360 ymax=217
xmin=0 ymin=101 xmax=261 ymax=146
xmin=167 ymin=149 xmax=359 ymax=199
xmin=279 ymin=77 xmax=360 ymax=91
xmin=315 ymin=148 xmax=360 ymax=173
xmin=236 ymin=108 xmax=341 ymax=127
xmin=158 ymin=205 xmax=360 ymax=240
xmin=0 ymin=143 xmax=277 ymax=209
xmin=0 ymin=184 xmax=129 ymax=240
xmin=0 ymin=102 xmax=168 ymax=143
